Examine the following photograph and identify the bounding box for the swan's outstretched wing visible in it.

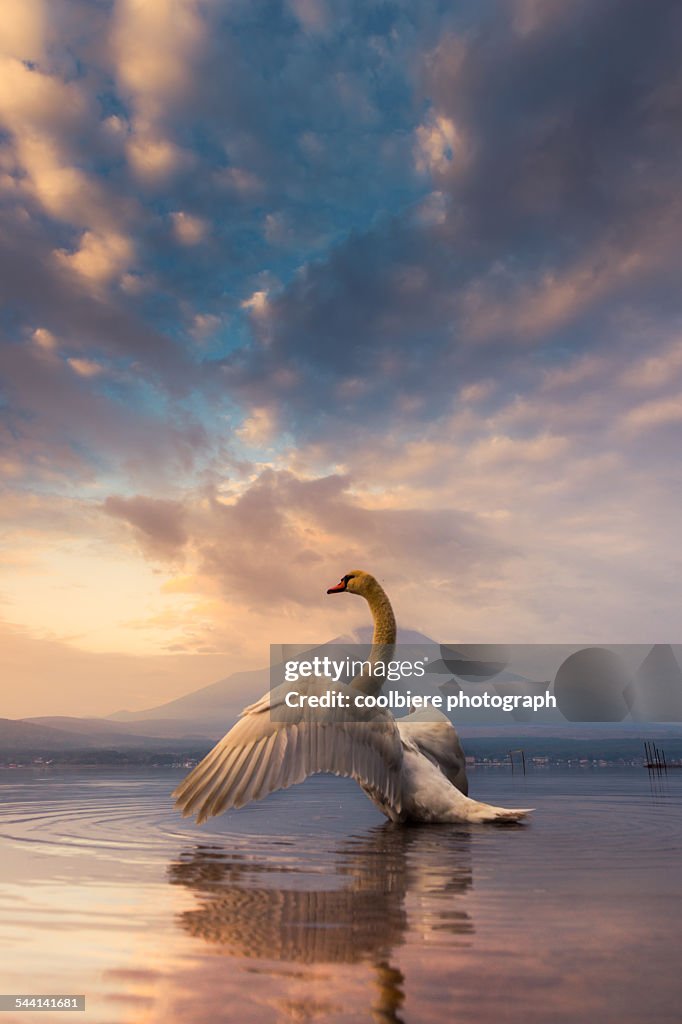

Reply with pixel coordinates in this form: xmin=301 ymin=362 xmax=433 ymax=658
xmin=396 ymin=709 xmax=468 ymax=794
xmin=173 ymin=681 xmax=404 ymax=824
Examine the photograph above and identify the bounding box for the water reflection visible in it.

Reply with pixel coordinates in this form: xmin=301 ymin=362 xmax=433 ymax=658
xmin=168 ymin=824 xmax=474 ymax=1023
xmin=2 ymin=770 xmax=681 ymax=1023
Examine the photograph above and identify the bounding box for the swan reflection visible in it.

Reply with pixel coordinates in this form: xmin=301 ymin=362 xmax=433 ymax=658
xmin=168 ymin=825 xmax=473 ymax=1022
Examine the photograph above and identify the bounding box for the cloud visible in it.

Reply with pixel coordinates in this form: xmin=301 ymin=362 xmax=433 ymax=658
xmin=241 ymin=290 xmax=269 ymax=316
xmin=467 ymin=433 xmax=568 ymax=466
xmin=112 ymin=0 xmax=212 ymax=184
xmin=0 ymin=57 xmax=90 ymax=137
xmin=31 ymin=327 xmax=57 ymax=351
xmin=216 ymin=0 xmax=682 ymax=449
xmin=619 ymin=339 xmax=682 ymax=389
xmin=414 ymin=112 xmax=465 ymax=175
xmin=112 ymin=0 xmax=208 ymax=112
xmin=126 ymin=130 xmax=194 ymax=185
xmin=162 ymin=469 xmax=512 ymax=617
xmin=0 ymin=341 xmax=207 ymax=486
xmin=55 ymin=229 xmax=135 ymax=287
xmin=622 ymin=394 xmax=682 ymax=431
xmin=171 ymin=210 xmax=209 ymax=246
xmin=103 ymin=494 xmax=189 ymax=558
xmin=67 ymin=357 xmax=105 ymax=378
xmin=236 ymin=407 xmax=278 ymax=447
xmin=0 ymin=0 xmax=47 ymax=62
xmin=0 ymin=60 xmax=131 ymax=240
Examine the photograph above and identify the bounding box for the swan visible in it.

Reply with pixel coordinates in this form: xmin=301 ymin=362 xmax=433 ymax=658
xmin=173 ymin=571 xmax=533 ymax=825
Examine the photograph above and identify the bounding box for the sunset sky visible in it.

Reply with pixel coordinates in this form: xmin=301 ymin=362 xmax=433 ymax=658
xmin=1 ymin=0 xmax=681 ymax=718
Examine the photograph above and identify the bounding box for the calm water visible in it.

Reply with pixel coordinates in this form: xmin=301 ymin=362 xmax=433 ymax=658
xmin=0 ymin=767 xmax=681 ymax=1024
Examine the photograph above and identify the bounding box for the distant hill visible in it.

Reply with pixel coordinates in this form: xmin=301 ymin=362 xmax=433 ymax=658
xmin=1 ymin=718 xmax=100 ymax=751
xmin=0 ymin=717 xmax=213 ymax=756
xmin=25 ymin=716 xmax=216 ymax=741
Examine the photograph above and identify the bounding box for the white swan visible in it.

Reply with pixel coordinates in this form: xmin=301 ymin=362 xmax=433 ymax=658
xmin=173 ymin=571 xmax=533 ymax=825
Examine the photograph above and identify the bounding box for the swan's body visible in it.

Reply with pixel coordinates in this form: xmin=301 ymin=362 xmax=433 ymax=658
xmin=174 ymin=571 xmax=532 ymax=825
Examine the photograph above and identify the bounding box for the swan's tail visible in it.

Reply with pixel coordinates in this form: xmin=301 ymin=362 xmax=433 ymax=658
xmin=401 ymin=743 xmax=534 ymax=824
xmin=460 ymin=798 xmax=534 ymax=823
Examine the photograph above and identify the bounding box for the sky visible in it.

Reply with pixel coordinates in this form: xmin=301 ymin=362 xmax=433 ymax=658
xmin=1 ymin=0 xmax=682 ymax=718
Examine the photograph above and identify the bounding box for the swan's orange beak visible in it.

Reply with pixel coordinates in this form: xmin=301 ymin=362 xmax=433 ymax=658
xmin=327 ymin=578 xmax=347 ymax=594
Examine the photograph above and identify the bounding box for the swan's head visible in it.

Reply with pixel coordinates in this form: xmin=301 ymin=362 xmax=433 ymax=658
xmin=326 ymin=570 xmax=376 ymax=597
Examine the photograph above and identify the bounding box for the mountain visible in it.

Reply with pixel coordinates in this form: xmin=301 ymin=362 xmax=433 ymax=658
xmin=106 ymin=666 xmax=269 ymax=730
xmin=105 ymin=627 xmax=438 ymax=731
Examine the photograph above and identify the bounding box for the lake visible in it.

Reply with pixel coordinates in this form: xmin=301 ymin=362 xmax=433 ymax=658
xmin=0 ymin=767 xmax=680 ymax=1023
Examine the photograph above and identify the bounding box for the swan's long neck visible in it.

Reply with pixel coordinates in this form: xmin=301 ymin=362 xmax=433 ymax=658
xmin=367 ymin=581 xmax=396 ymax=648
xmin=352 ymin=580 xmax=396 ymax=696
